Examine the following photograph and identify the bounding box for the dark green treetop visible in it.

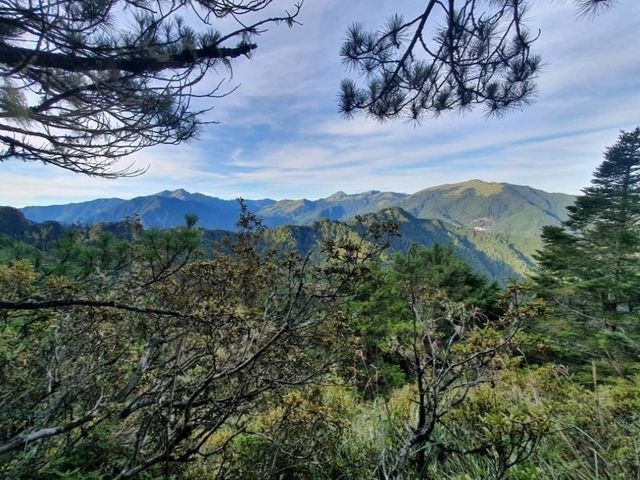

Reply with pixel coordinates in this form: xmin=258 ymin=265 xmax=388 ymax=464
xmin=534 ymin=128 xmax=640 ymax=316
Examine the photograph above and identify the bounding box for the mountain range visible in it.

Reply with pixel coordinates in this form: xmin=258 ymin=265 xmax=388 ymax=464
xmin=10 ymin=180 xmax=576 ymax=282
xmin=20 ymin=180 xmax=573 ymax=232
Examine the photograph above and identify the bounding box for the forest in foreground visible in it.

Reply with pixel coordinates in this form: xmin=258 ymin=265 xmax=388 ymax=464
xmin=1 ymin=130 xmax=640 ymax=479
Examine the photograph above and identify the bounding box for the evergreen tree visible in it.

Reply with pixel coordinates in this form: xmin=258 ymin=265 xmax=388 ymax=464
xmin=350 ymin=244 xmax=500 ymax=395
xmin=534 ymin=128 xmax=640 ymax=316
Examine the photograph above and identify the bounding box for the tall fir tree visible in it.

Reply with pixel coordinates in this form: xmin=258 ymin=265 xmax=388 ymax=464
xmin=534 ymin=128 xmax=640 ymax=318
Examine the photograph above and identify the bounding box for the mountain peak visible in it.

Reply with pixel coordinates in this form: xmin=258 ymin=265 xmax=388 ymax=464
xmin=170 ymin=188 xmax=191 ymax=200
xmin=155 ymin=189 xmax=192 ymax=200
xmin=367 ymin=206 xmax=416 ymax=223
xmin=326 ymin=191 xmax=348 ymax=201
xmin=425 ymin=179 xmax=504 ymax=197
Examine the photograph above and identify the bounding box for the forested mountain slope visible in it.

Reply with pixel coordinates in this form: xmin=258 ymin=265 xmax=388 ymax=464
xmin=262 ymin=207 xmax=532 ymax=281
xmin=2 ymin=205 xmax=529 ymax=282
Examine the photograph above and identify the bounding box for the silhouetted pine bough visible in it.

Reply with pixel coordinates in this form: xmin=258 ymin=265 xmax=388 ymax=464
xmin=340 ymin=0 xmax=616 ymax=121
xmin=0 ymin=0 xmax=300 ymax=176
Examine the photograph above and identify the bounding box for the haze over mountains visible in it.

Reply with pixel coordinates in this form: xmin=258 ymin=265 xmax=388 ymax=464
xmin=11 ymin=180 xmax=576 ymax=282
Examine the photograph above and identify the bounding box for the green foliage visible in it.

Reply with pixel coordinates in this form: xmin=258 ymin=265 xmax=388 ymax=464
xmin=391 ymin=243 xmax=500 ymax=312
xmin=2 ymin=185 xmax=640 ymax=479
xmin=0 ymin=234 xmax=42 ymax=265
xmin=516 ymin=300 xmax=640 ymax=383
xmin=349 ymin=244 xmax=501 ymax=396
xmin=533 ymin=128 xmax=640 ymax=322
xmin=0 ymin=208 xmax=396 ymax=479
xmin=339 ymin=2 xmax=541 ymax=118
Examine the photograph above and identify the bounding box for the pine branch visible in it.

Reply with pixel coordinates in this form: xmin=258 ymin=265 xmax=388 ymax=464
xmin=0 ymin=42 xmax=257 ymax=74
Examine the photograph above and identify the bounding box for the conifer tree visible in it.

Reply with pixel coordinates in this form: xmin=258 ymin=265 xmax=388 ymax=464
xmin=534 ymin=128 xmax=640 ymax=316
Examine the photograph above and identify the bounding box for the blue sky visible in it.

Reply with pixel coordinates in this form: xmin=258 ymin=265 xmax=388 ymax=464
xmin=2 ymin=0 xmax=640 ymax=207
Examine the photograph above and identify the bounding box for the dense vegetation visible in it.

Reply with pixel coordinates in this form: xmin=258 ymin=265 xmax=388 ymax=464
xmin=1 ymin=130 xmax=639 ymax=479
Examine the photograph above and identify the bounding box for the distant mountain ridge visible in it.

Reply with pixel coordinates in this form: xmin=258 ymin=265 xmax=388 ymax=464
xmin=22 ymin=191 xmax=275 ymax=231
xmin=20 ymin=179 xmax=573 ymax=233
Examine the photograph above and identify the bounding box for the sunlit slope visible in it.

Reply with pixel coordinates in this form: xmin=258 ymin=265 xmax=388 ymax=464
xmin=264 ymin=207 xmax=533 ymax=282
xmin=399 ymin=180 xmax=574 ymax=237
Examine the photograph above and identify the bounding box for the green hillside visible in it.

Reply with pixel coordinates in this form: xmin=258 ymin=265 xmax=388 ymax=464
xmin=263 ymin=207 xmax=532 ymax=282
xmin=400 ymin=180 xmax=575 ymax=237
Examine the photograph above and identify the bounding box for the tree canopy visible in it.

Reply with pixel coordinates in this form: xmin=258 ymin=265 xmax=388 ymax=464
xmin=0 ymin=0 xmax=300 ymax=177
xmin=0 ymin=210 xmax=396 ymax=478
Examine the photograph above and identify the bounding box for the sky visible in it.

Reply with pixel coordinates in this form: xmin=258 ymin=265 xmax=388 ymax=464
xmin=2 ymin=0 xmax=640 ymax=207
